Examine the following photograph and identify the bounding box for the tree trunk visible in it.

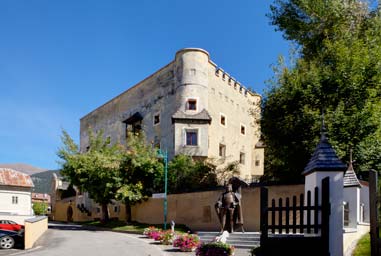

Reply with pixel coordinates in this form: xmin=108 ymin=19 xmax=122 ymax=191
xmin=125 ymin=199 xmax=132 ymax=223
xmin=101 ymin=203 xmax=109 ymax=223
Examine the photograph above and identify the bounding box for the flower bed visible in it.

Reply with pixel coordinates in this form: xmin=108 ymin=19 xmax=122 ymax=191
xmin=160 ymin=230 xmax=176 ymax=245
xmin=195 ymin=241 xmax=235 ymax=256
xmin=143 ymin=226 xmax=162 ymax=239
xmin=173 ymin=233 xmax=200 ymax=252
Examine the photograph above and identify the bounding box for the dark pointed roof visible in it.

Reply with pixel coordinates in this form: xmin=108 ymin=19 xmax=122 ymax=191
xmin=343 ymin=151 xmax=361 ymax=188
xmin=303 ymin=132 xmax=346 ymax=176
xmin=343 ymin=164 xmax=361 ymax=188
xmin=123 ymin=112 xmax=143 ymax=124
xmin=255 ymin=139 xmax=266 ymax=149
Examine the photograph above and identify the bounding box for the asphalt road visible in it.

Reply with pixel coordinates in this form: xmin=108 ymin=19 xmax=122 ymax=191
xmin=2 ymin=223 xmax=166 ymax=256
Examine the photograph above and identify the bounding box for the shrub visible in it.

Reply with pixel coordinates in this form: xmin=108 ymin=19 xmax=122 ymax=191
xmin=195 ymin=241 xmax=235 ymax=256
xmin=33 ymin=202 xmax=48 ymax=215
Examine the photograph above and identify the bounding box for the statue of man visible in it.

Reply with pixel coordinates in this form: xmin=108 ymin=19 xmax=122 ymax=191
xmin=215 ymin=183 xmax=243 ymax=233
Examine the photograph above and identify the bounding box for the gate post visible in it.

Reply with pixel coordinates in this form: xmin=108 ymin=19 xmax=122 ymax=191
xmin=260 ymin=187 xmax=268 ymax=248
xmin=369 ymin=169 xmax=379 ymax=256
xmin=302 ymin=127 xmax=346 ymax=256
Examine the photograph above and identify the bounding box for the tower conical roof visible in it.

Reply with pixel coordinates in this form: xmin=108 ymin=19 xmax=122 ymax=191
xmin=303 ymin=129 xmax=346 ymax=176
xmin=343 ymin=150 xmax=361 ymax=187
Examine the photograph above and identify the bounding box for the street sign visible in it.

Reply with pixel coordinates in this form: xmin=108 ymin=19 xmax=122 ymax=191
xmin=152 ymin=193 xmax=165 ymax=199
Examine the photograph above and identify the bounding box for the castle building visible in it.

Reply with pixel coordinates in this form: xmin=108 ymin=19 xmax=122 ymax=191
xmin=80 ymin=48 xmax=264 ymax=181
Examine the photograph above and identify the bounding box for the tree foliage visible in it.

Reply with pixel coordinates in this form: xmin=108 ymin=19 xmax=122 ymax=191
xmin=117 ymin=133 xmax=163 ymax=222
xmin=57 ymin=130 xmax=125 ymax=222
xmin=262 ymin=0 xmax=381 ymax=182
xmin=165 ymin=155 xmax=218 ymax=193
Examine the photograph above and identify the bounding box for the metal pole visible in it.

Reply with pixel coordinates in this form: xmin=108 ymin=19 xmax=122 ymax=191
xmin=164 ymin=150 xmax=168 ymax=230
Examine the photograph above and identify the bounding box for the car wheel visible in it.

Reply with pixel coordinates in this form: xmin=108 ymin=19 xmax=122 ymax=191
xmin=0 ymin=236 xmax=14 ymax=249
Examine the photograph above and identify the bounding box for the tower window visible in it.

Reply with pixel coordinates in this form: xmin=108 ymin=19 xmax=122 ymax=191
xmin=241 ymin=125 xmax=246 ymax=135
xmin=187 ymin=99 xmax=197 ymax=111
xmin=185 ymin=129 xmax=198 ymax=146
xmin=220 ymin=114 xmax=226 ymax=126
xmin=154 ymin=113 xmax=160 ymax=125
xmin=219 ymin=144 xmax=226 ymax=158
xmin=240 ymin=152 xmax=245 ymax=165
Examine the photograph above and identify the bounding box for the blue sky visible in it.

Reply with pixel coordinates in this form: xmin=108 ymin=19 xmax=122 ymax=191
xmin=0 ymin=0 xmax=290 ymax=170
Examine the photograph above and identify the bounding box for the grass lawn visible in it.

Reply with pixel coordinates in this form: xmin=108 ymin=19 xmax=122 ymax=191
xmin=353 ymin=233 xmax=370 ymax=256
xmin=81 ymin=220 xmax=191 ymax=234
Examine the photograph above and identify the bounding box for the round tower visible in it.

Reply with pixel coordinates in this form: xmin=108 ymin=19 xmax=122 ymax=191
xmin=174 ymin=48 xmax=210 ymax=113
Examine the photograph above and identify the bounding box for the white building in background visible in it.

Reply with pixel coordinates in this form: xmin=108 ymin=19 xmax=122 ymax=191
xmin=0 ymin=168 xmax=34 ymax=223
xmin=343 ymin=160 xmax=370 ymax=228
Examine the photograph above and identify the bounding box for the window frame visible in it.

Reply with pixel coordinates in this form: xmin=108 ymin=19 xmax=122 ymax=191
xmin=184 ymin=128 xmax=199 ymax=146
xmin=220 ymin=113 xmax=227 ymax=127
xmin=12 ymin=196 xmax=18 ymax=204
xmin=239 ymin=152 xmax=246 ymax=165
xmin=186 ymin=98 xmax=198 ymax=111
xmin=153 ymin=112 xmax=160 ymax=126
xmin=240 ymin=124 xmax=246 ymax=136
xmin=219 ymin=143 xmax=226 ymax=158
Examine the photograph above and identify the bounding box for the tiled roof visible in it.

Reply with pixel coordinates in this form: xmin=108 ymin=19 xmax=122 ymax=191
xmin=303 ymin=133 xmax=346 ymax=175
xmin=0 ymin=168 xmax=34 ymax=188
xmin=172 ymin=109 xmax=212 ymax=123
xmin=255 ymin=139 xmax=265 ymax=148
xmin=343 ymin=163 xmax=361 ymax=188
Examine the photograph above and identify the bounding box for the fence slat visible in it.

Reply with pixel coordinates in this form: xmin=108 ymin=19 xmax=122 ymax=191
xmin=271 ymin=199 xmax=275 ymax=234
xmin=286 ymin=197 xmax=290 ymax=234
xmin=279 ymin=198 xmax=283 ymax=234
xmin=307 ymin=190 xmax=311 ymax=234
xmin=314 ymin=186 xmax=319 ymax=234
xmin=300 ymin=193 xmax=304 ymax=233
xmin=293 ymin=196 xmax=297 ymax=234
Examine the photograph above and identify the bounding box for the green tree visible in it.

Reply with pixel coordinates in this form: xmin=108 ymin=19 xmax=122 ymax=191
xmin=117 ymin=133 xmax=163 ymax=222
xmin=166 ymin=155 xmax=218 ymax=193
xmin=33 ymin=202 xmax=48 ymax=215
xmin=261 ymin=0 xmax=381 ymax=182
xmin=57 ymin=130 xmax=125 ymax=222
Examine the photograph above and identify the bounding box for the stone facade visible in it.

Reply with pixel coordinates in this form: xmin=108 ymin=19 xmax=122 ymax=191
xmin=80 ymin=48 xmax=264 ymax=181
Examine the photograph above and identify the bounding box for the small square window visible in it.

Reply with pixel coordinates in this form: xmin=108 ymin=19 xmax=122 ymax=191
xmin=241 ymin=125 xmax=246 ymax=135
xmin=220 ymin=114 xmax=226 ymax=126
xmin=154 ymin=114 xmax=160 ymax=125
xmin=114 ymin=206 xmax=119 ymax=213
xmin=187 ymin=99 xmax=197 ymax=111
xmin=12 ymin=196 xmax=18 ymax=204
xmin=186 ymin=130 xmax=198 ymax=146
xmin=240 ymin=152 xmax=245 ymax=165
xmin=255 ymin=160 xmax=260 ymax=166
xmin=219 ymin=144 xmax=226 ymax=158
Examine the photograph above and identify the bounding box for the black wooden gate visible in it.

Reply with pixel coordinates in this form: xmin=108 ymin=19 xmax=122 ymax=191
xmin=260 ymin=177 xmax=330 ymax=256
xmin=369 ymin=169 xmax=380 ymax=256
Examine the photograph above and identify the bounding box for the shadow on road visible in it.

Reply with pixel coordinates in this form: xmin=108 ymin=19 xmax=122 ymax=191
xmin=48 ymin=222 xmax=97 ymax=231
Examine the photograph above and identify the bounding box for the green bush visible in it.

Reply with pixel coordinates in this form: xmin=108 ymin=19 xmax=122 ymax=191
xmin=195 ymin=242 xmax=234 ymax=256
xmin=33 ymin=202 xmax=48 ymax=215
